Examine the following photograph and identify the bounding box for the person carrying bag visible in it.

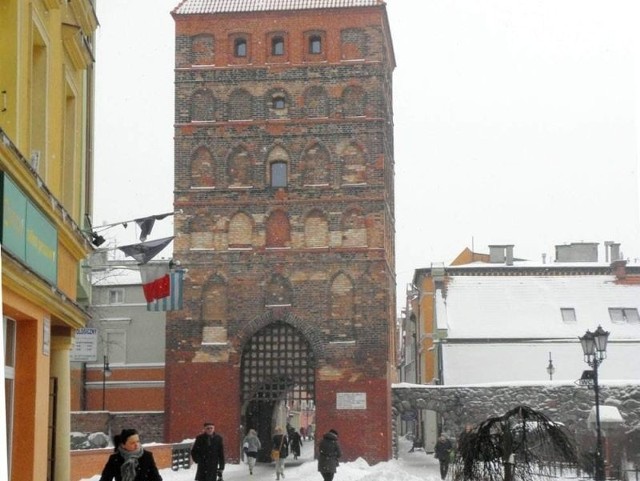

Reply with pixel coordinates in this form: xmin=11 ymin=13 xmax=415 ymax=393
xmin=271 ymin=426 xmax=289 ymax=480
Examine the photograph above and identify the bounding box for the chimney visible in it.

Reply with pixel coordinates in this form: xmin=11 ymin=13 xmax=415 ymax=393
xmin=555 ymin=242 xmax=598 ymax=262
xmin=612 ymin=259 xmax=627 ymax=280
xmin=610 ymin=242 xmax=621 ymax=262
xmin=489 ymin=245 xmax=515 ymax=265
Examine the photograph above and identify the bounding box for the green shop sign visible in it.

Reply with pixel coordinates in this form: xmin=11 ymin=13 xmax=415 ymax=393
xmin=1 ymin=173 xmax=57 ymax=284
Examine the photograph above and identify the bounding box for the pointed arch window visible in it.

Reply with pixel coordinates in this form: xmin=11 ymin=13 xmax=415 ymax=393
xmin=270 ymin=161 xmax=287 ymax=188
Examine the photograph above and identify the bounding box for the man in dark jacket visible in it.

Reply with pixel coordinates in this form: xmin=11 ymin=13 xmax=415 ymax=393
xmin=317 ymin=429 xmax=341 ymax=481
xmin=191 ymin=422 xmax=225 ymax=481
xmin=434 ymin=433 xmax=453 ymax=480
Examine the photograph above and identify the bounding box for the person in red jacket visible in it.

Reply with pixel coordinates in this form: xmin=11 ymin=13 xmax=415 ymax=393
xmin=99 ymin=429 xmax=162 ymax=481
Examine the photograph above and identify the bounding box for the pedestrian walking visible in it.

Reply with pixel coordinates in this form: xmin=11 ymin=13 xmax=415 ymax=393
xmin=99 ymin=428 xmax=162 ymax=481
xmin=191 ymin=422 xmax=225 ymax=481
xmin=271 ymin=426 xmax=289 ymax=480
xmin=434 ymin=433 xmax=453 ymax=480
xmin=317 ymin=429 xmax=341 ymax=481
xmin=289 ymin=428 xmax=302 ymax=460
xmin=242 ymin=428 xmax=261 ymax=476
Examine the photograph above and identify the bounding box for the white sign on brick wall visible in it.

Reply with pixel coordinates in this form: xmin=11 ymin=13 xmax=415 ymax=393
xmin=336 ymin=392 xmax=367 ymax=410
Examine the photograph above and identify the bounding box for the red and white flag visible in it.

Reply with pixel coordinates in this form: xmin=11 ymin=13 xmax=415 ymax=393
xmin=139 ymin=264 xmax=170 ymax=302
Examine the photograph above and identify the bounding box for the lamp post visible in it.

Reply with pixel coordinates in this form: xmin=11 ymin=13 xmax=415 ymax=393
xmin=102 ymin=355 xmax=112 ymax=410
xmin=579 ymin=325 xmax=610 ymax=481
xmin=546 ymin=352 xmax=555 ymax=380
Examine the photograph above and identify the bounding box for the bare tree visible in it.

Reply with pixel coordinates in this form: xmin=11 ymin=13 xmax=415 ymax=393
xmin=454 ymin=405 xmax=578 ymax=481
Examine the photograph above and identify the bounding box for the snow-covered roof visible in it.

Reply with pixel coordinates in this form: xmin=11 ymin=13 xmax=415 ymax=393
xmin=436 ymin=274 xmax=640 ymax=340
xmin=173 ymin=0 xmax=383 ymax=15
xmin=92 ymin=268 xmax=142 ymax=286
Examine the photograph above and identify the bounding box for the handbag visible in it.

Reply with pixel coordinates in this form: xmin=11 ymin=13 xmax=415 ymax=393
xmin=271 ymin=432 xmax=285 ymax=460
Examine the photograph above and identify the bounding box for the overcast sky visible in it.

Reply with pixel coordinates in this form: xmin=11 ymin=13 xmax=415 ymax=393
xmin=93 ymin=0 xmax=640 ymax=306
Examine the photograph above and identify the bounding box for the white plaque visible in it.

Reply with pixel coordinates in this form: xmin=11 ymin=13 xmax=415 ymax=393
xmin=336 ymin=392 xmax=367 ymax=410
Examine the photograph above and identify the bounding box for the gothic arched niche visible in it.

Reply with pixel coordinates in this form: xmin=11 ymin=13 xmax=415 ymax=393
xmin=341 ymin=85 xmax=366 ymax=117
xmin=189 ymin=214 xmax=215 ymax=250
xmin=330 ymin=272 xmax=355 ymax=320
xmin=304 ymin=209 xmax=329 ymax=248
xmin=341 ymin=208 xmax=367 ymax=247
xmin=202 ymin=274 xmax=227 ymax=323
xmin=191 ymin=89 xmax=215 ymax=121
xmin=303 ymin=85 xmax=329 ymax=118
xmin=301 ymin=142 xmax=330 ymax=186
xmin=191 ymin=146 xmax=214 ymax=187
xmin=227 ymin=146 xmax=253 ymax=186
xmin=228 ymin=88 xmax=253 ymax=120
xmin=228 ymin=211 xmax=253 ymax=248
xmin=265 ymin=274 xmax=293 ymax=306
xmin=340 ymin=142 xmax=367 ymax=184
xmin=265 ymin=210 xmax=291 ymax=248
xmin=340 ymin=28 xmax=367 ymax=61
xmin=191 ymin=34 xmax=214 ymax=65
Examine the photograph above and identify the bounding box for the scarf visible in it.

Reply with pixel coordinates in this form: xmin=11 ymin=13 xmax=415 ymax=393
xmin=118 ymin=446 xmax=144 ymax=481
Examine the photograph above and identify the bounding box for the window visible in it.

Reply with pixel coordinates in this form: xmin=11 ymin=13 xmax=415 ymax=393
xmin=560 ymin=308 xmax=576 ymax=323
xmin=272 ymin=95 xmax=286 ymax=110
xmin=234 ymin=38 xmax=247 ymax=57
xmin=271 ymin=161 xmax=288 ymax=187
xmin=272 ymin=36 xmax=284 ymax=56
xmin=108 ymin=289 xmax=124 ymax=304
xmin=309 ymin=35 xmax=322 ymax=54
xmin=609 ymin=308 xmax=640 ymax=323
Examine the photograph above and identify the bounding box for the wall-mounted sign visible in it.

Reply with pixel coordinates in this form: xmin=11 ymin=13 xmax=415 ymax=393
xmin=70 ymin=327 xmax=98 ymax=362
xmin=1 ymin=174 xmax=57 ymax=284
xmin=336 ymin=392 xmax=367 ymax=410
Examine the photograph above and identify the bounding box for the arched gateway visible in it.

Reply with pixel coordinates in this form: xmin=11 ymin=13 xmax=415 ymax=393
xmin=241 ymin=321 xmax=315 ymax=461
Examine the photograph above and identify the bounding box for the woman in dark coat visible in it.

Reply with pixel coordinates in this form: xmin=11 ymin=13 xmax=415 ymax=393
xmin=289 ymin=428 xmax=303 ymax=459
xmin=317 ymin=429 xmax=341 ymax=481
xmin=99 ymin=429 xmax=162 ymax=481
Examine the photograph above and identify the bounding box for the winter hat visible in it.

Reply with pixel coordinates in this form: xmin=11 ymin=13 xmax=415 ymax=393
xmin=329 ymin=429 xmax=338 ymax=436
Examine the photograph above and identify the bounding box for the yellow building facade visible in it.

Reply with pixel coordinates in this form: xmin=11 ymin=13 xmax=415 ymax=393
xmin=0 ymin=1 xmax=97 ymax=480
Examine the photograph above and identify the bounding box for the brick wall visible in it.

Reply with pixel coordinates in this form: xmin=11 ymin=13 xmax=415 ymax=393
xmin=168 ymin=3 xmax=395 ymax=464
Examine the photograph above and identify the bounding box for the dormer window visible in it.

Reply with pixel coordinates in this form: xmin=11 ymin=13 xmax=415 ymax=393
xmin=234 ymin=38 xmax=247 ymax=57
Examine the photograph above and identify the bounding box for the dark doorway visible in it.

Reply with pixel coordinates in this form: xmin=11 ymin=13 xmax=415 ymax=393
xmin=241 ymin=321 xmax=315 ymax=462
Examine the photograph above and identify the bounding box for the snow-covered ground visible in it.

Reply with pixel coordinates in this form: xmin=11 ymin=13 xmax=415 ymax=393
xmin=82 ymin=436 xmax=440 ymax=481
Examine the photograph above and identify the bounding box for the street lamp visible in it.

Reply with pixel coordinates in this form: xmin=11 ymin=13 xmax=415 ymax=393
xmin=102 ymin=355 xmax=112 ymax=410
xmin=579 ymin=325 xmax=610 ymax=481
xmin=546 ymin=352 xmax=555 ymax=381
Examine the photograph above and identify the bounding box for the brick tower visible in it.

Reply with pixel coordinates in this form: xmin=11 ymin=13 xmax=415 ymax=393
xmin=168 ymin=0 xmax=396 ymax=463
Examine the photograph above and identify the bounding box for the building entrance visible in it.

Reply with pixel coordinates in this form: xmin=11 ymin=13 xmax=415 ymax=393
xmin=241 ymin=321 xmax=315 ymax=462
